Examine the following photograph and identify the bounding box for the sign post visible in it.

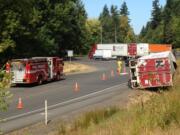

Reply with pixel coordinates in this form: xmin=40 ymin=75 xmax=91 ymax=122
xmin=67 ymin=50 xmax=73 ymax=72
xmin=67 ymin=50 xmax=73 ymax=63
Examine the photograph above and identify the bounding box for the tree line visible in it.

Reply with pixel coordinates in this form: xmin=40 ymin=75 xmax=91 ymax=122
xmin=0 ymin=0 xmax=87 ymax=64
xmin=1 ymin=0 xmax=179 ymax=65
xmin=0 ymin=1 xmax=137 ymax=64
xmin=139 ymin=0 xmax=180 ymax=48
xmin=86 ymin=2 xmax=136 ymax=48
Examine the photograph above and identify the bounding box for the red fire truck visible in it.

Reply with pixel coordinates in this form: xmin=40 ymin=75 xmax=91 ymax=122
xmin=6 ymin=57 xmax=64 ymax=85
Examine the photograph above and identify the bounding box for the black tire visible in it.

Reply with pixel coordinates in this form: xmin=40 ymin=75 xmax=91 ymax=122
xmin=127 ymin=79 xmax=131 ymax=88
xmin=56 ymin=73 xmax=61 ymax=81
xmin=37 ymin=75 xmax=43 ymax=85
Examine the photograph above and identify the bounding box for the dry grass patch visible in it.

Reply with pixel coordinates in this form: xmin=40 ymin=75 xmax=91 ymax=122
xmin=63 ymin=62 xmax=96 ymax=74
xmin=57 ymin=107 xmax=119 ymax=135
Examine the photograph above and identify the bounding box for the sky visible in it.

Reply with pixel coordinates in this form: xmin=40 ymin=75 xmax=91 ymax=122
xmin=82 ymin=0 xmax=166 ymax=34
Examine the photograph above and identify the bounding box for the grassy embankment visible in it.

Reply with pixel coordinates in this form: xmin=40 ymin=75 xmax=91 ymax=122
xmin=57 ymin=59 xmax=180 ymax=135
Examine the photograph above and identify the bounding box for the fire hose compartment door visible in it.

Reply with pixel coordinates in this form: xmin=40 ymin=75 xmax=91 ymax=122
xmin=47 ymin=58 xmax=53 ymax=79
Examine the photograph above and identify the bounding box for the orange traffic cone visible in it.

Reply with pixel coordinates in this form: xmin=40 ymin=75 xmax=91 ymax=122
xmin=101 ymin=73 xmax=107 ymax=81
xmin=111 ymin=70 xmax=114 ymax=77
xmin=120 ymin=66 xmax=128 ymax=75
xmin=17 ymin=97 xmax=23 ymax=109
xmin=73 ymin=82 xmax=80 ymax=92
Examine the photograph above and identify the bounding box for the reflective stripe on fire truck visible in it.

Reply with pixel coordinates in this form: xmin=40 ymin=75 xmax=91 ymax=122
xmin=27 ymin=69 xmax=48 ymax=76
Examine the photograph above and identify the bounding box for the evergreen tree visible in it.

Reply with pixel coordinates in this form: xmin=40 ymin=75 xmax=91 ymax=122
xmin=119 ymin=1 xmax=135 ymax=43
xmin=110 ymin=5 xmax=119 ymax=43
xmin=120 ymin=1 xmax=129 ymax=16
xmin=140 ymin=26 xmax=146 ymax=37
xmin=139 ymin=0 xmax=180 ymax=48
xmin=99 ymin=5 xmax=112 ymax=43
xmin=163 ymin=0 xmax=173 ymax=43
xmin=151 ymin=0 xmax=161 ymax=29
xmin=99 ymin=5 xmax=110 ymax=20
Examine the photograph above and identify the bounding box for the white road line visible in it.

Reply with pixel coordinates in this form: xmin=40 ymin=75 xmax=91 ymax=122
xmin=4 ymin=82 xmax=127 ymax=121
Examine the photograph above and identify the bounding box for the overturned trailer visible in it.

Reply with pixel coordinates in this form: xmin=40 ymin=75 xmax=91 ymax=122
xmin=129 ymin=51 xmax=177 ymax=89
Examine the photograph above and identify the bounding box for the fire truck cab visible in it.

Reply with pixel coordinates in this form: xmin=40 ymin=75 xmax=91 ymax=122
xmin=45 ymin=57 xmax=63 ymax=80
xmin=6 ymin=57 xmax=64 ymax=85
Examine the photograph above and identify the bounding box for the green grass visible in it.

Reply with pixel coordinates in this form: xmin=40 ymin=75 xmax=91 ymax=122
xmin=57 ymin=107 xmax=119 ymax=135
xmin=57 ymin=59 xmax=180 ymax=135
xmin=73 ymin=107 xmax=119 ymax=129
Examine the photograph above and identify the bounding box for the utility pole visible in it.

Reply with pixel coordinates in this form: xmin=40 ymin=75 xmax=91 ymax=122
xmin=101 ymin=26 xmax=103 ymax=44
xmin=115 ymin=25 xmax=117 ymax=43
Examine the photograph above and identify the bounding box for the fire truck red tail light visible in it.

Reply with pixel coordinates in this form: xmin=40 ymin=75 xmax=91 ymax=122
xmin=6 ymin=62 xmax=10 ymax=73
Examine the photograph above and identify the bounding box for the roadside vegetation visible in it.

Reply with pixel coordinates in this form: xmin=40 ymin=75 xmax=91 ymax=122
xmin=0 ymin=69 xmax=12 ymax=134
xmin=56 ymin=59 xmax=180 ymax=135
xmin=139 ymin=0 xmax=180 ymax=49
xmin=0 ymin=70 xmax=11 ymax=112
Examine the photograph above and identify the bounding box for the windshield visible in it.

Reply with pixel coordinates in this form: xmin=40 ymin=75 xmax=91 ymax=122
xmin=11 ymin=62 xmax=25 ymax=71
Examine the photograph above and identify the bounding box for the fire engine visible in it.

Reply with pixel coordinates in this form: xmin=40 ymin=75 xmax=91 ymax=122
xmin=6 ymin=57 xmax=64 ymax=85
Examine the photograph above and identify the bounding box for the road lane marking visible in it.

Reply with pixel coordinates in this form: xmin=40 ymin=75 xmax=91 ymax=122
xmin=40 ymin=112 xmax=51 ymax=116
xmin=4 ymin=82 xmax=127 ymax=121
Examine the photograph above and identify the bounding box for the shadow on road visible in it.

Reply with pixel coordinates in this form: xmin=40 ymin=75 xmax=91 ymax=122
xmin=11 ymin=78 xmax=66 ymax=88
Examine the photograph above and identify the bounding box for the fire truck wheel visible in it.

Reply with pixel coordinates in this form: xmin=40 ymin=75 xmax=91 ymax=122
xmin=56 ymin=73 xmax=60 ymax=81
xmin=37 ymin=75 xmax=43 ymax=85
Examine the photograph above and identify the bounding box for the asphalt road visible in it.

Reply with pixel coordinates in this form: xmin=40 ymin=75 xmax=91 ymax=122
xmin=0 ymin=57 xmax=130 ymax=133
